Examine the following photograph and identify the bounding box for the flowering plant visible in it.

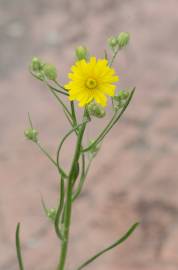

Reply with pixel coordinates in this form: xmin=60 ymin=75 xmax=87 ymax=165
xmin=16 ymin=32 xmax=139 ymax=270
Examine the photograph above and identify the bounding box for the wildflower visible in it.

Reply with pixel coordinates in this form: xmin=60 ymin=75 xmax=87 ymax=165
xmin=65 ymin=57 xmax=119 ymax=107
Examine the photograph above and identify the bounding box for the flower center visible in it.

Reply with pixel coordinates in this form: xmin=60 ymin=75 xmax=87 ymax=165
xmin=85 ymin=78 xmax=97 ymax=89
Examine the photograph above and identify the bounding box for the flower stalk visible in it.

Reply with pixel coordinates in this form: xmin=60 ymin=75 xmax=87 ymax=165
xmin=57 ymin=114 xmax=87 ymax=270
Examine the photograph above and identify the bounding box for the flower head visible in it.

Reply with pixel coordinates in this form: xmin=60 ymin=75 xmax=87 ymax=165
xmin=65 ymin=57 xmax=119 ymax=107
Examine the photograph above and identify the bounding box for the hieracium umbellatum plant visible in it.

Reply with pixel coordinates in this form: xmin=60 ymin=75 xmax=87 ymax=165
xmin=16 ymin=32 xmax=139 ymax=270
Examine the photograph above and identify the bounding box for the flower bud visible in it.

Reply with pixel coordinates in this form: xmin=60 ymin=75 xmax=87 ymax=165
xmin=108 ymin=36 xmax=118 ymax=50
xmin=113 ymin=90 xmax=130 ymax=109
xmin=43 ymin=64 xmax=57 ymax=81
xmin=24 ymin=128 xmax=38 ymax=142
xmin=118 ymin=90 xmax=130 ymax=99
xmin=47 ymin=208 xmax=57 ymax=222
xmin=117 ymin=32 xmax=130 ymax=49
xmin=75 ymin=46 xmax=88 ymax=60
xmin=31 ymin=57 xmax=43 ymax=72
xmin=87 ymin=101 xmax=106 ymax=118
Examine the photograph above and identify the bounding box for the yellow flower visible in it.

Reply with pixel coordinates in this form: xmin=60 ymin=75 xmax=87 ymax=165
xmin=65 ymin=57 xmax=119 ymax=107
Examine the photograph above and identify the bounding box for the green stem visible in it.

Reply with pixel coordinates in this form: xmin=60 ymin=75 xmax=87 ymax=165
xmin=98 ymin=88 xmax=135 ymax=143
xmin=82 ymin=111 xmax=117 ymax=153
xmin=45 ymin=80 xmax=72 ymax=119
xmin=27 ymin=113 xmax=33 ymax=129
xmin=70 ymin=101 xmax=77 ymax=127
xmin=54 ymin=80 xmax=68 ymax=92
xmin=30 ymin=69 xmax=68 ymax=96
xmin=30 ymin=69 xmax=75 ymax=130
xmin=46 ymin=81 xmax=68 ymax=96
xmin=36 ymin=142 xmax=67 ymax=178
xmin=72 ymin=156 xmax=92 ymax=201
xmin=56 ymin=121 xmax=88 ymax=179
xmin=36 ymin=142 xmax=57 ymax=167
xmin=109 ymin=46 xmax=120 ymax=67
xmin=57 ymin=116 xmax=87 ymax=270
xmin=82 ymin=88 xmax=135 ymax=153
xmin=63 ymin=109 xmax=74 ymax=127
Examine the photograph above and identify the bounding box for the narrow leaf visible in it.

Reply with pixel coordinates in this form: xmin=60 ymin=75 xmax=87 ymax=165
xmin=54 ymin=177 xmax=65 ymax=240
xmin=41 ymin=196 xmax=49 ymax=216
xmin=104 ymin=50 xmax=108 ymax=60
xmin=27 ymin=112 xmax=33 ymax=129
xmin=75 ymin=222 xmax=139 ymax=270
xmin=16 ymin=223 xmax=25 ymax=270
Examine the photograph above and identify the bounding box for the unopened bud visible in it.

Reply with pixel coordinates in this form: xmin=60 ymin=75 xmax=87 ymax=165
xmin=119 ymin=90 xmax=130 ymax=99
xmin=75 ymin=46 xmax=88 ymax=60
xmin=108 ymin=36 xmax=118 ymax=50
xmin=43 ymin=64 xmax=57 ymax=81
xmin=87 ymin=101 xmax=106 ymax=118
xmin=113 ymin=90 xmax=130 ymax=109
xmin=31 ymin=57 xmax=43 ymax=72
xmin=24 ymin=128 xmax=38 ymax=142
xmin=47 ymin=208 xmax=57 ymax=222
xmin=117 ymin=32 xmax=130 ymax=49
xmin=30 ymin=57 xmax=45 ymax=81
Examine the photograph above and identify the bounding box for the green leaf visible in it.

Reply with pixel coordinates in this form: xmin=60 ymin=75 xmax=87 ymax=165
xmin=75 ymin=222 xmax=139 ymax=270
xmin=16 ymin=223 xmax=25 ymax=270
xmin=104 ymin=50 xmax=108 ymax=60
xmin=41 ymin=196 xmax=49 ymax=216
xmin=54 ymin=177 xmax=65 ymax=240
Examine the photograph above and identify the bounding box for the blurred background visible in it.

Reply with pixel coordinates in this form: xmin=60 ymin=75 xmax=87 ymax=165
xmin=1 ymin=0 xmax=178 ymax=270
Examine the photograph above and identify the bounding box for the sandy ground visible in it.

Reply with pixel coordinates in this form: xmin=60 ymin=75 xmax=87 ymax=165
xmin=1 ymin=1 xmax=178 ymax=270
